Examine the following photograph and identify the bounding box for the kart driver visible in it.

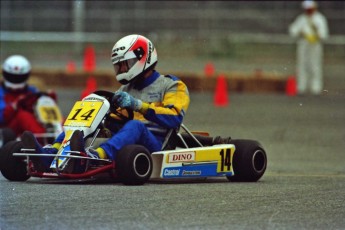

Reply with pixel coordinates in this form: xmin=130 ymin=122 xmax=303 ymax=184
xmin=22 ymin=34 xmax=190 ymax=163
xmin=0 ymin=55 xmax=47 ymax=136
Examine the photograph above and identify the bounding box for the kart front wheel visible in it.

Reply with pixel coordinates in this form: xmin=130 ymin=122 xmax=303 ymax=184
xmin=226 ymin=139 xmax=267 ymax=182
xmin=0 ymin=140 xmax=30 ymax=181
xmin=0 ymin=128 xmax=16 ymax=148
xmin=116 ymin=145 xmax=152 ymax=185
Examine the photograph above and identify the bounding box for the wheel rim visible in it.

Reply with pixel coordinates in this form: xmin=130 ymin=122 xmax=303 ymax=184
xmin=133 ymin=153 xmax=151 ymax=177
xmin=252 ymin=149 xmax=266 ymax=173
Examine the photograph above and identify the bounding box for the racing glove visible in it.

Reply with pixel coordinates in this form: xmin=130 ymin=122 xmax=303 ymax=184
xmin=113 ymin=91 xmax=149 ymax=113
xmin=16 ymin=95 xmax=37 ymax=112
xmin=10 ymin=95 xmax=29 ymax=111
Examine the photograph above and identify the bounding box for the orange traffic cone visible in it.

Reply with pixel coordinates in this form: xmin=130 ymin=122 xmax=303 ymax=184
xmin=80 ymin=76 xmax=97 ymax=99
xmin=66 ymin=61 xmax=76 ymax=73
xmin=286 ymin=75 xmax=297 ymax=96
xmin=83 ymin=45 xmax=96 ymax=72
xmin=214 ymin=74 xmax=229 ymax=107
xmin=204 ymin=62 xmax=215 ymax=77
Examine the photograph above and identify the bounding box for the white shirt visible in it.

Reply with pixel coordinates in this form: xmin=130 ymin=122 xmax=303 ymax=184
xmin=289 ymin=11 xmax=329 ymax=42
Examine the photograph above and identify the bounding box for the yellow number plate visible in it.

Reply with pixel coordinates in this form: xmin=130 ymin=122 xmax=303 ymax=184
xmin=37 ymin=106 xmax=62 ymax=123
xmin=64 ymin=101 xmax=103 ymax=127
xmin=195 ymin=148 xmax=234 ymax=173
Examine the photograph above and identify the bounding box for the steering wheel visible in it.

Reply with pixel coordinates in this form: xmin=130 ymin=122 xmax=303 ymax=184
xmin=93 ymin=90 xmax=134 ymax=123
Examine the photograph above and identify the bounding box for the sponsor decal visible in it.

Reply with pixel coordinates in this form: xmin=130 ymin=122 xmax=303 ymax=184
xmin=83 ymin=97 xmax=104 ymax=102
xmin=148 ymin=92 xmax=161 ymax=101
xmin=162 ymin=163 xmax=233 ymax=178
xmin=182 ymin=170 xmax=201 ymax=176
xmin=112 ymin=46 xmax=125 ymax=54
xmin=64 ymin=121 xmax=89 ymax=127
xmin=147 ymin=42 xmax=153 ymax=64
xmin=50 ymin=145 xmax=71 ymax=169
xmin=168 ymin=151 xmax=195 ymax=163
xmin=163 ymin=168 xmax=180 ymax=177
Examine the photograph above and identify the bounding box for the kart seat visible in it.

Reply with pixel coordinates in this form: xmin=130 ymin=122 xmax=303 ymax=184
xmin=161 ymin=128 xmax=180 ymax=150
xmin=161 ymin=124 xmax=210 ymax=150
xmin=161 ymin=124 xmax=226 ymax=150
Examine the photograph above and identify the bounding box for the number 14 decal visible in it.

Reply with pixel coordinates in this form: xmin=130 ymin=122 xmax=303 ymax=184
xmin=69 ymin=108 xmax=96 ymax=121
xmin=219 ymin=149 xmax=231 ymax=172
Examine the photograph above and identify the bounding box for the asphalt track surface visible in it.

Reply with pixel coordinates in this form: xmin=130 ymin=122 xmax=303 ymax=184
xmin=1 ymin=90 xmax=344 ymax=230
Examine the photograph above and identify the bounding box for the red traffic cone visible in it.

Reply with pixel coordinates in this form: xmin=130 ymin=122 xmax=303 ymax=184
xmin=286 ymin=75 xmax=297 ymax=96
xmin=80 ymin=76 xmax=97 ymax=99
xmin=66 ymin=61 xmax=76 ymax=73
xmin=83 ymin=45 xmax=96 ymax=72
xmin=204 ymin=62 xmax=215 ymax=77
xmin=214 ymin=74 xmax=229 ymax=107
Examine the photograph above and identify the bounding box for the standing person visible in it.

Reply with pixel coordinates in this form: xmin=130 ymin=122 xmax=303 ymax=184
xmin=22 ymin=34 xmax=190 ymax=163
xmin=289 ymin=0 xmax=329 ymax=95
xmin=0 ymin=55 xmax=46 ymax=136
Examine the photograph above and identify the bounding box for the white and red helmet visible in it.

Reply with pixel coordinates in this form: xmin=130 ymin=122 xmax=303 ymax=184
xmin=111 ymin=34 xmax=157 ymax=84
xmin=2 ymin=55 xmax=31 ymax=89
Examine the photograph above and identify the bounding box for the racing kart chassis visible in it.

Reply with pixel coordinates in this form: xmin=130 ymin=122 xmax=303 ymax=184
xmin=0 ymin=91 xmax=267 ymax=185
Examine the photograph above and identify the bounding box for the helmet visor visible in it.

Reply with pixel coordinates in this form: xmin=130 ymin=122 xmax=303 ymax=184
xmin=2 ymin=70 xmax=30 ymax=84
xmin=113 ymin=58 xmax=138 ymax=75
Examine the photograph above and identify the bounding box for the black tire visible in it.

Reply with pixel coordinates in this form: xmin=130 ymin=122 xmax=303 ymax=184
xmin=226 ymin=139 xmax=267 ymax=182
xmin=0 ymin=128 xmax=17 ymax=148
xmin=0 ymin=140 xmax=31 ymax=181
xmin=116 ymin=145 xmax=152 ymax=185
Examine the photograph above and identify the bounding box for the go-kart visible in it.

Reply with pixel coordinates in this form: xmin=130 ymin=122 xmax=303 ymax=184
xmin=0 ymin=91 xmax=267 ymax=185
xmin=0 ymin=91 xmax=63 ymax=148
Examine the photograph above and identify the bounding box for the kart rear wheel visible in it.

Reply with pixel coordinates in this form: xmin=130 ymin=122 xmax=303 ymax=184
xmin=226 ymin=139 xmax=267 ymax=182
xmin=116 ymin=145 xmax=152 ymax=185
xmin=0 ymin=140 xmax=30 ymax=181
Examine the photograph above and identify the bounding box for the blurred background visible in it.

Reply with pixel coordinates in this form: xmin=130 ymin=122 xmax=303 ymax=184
xmin=1 ymin=0 xmax=344 ymax=92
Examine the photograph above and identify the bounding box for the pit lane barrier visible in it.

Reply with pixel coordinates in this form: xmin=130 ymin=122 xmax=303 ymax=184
xmin=30 ymin=69 xmax=287 ymax=94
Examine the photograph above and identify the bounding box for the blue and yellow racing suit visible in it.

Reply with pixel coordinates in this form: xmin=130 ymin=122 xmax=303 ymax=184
xmin=100 ymin=70 xmax=190 ymax=159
